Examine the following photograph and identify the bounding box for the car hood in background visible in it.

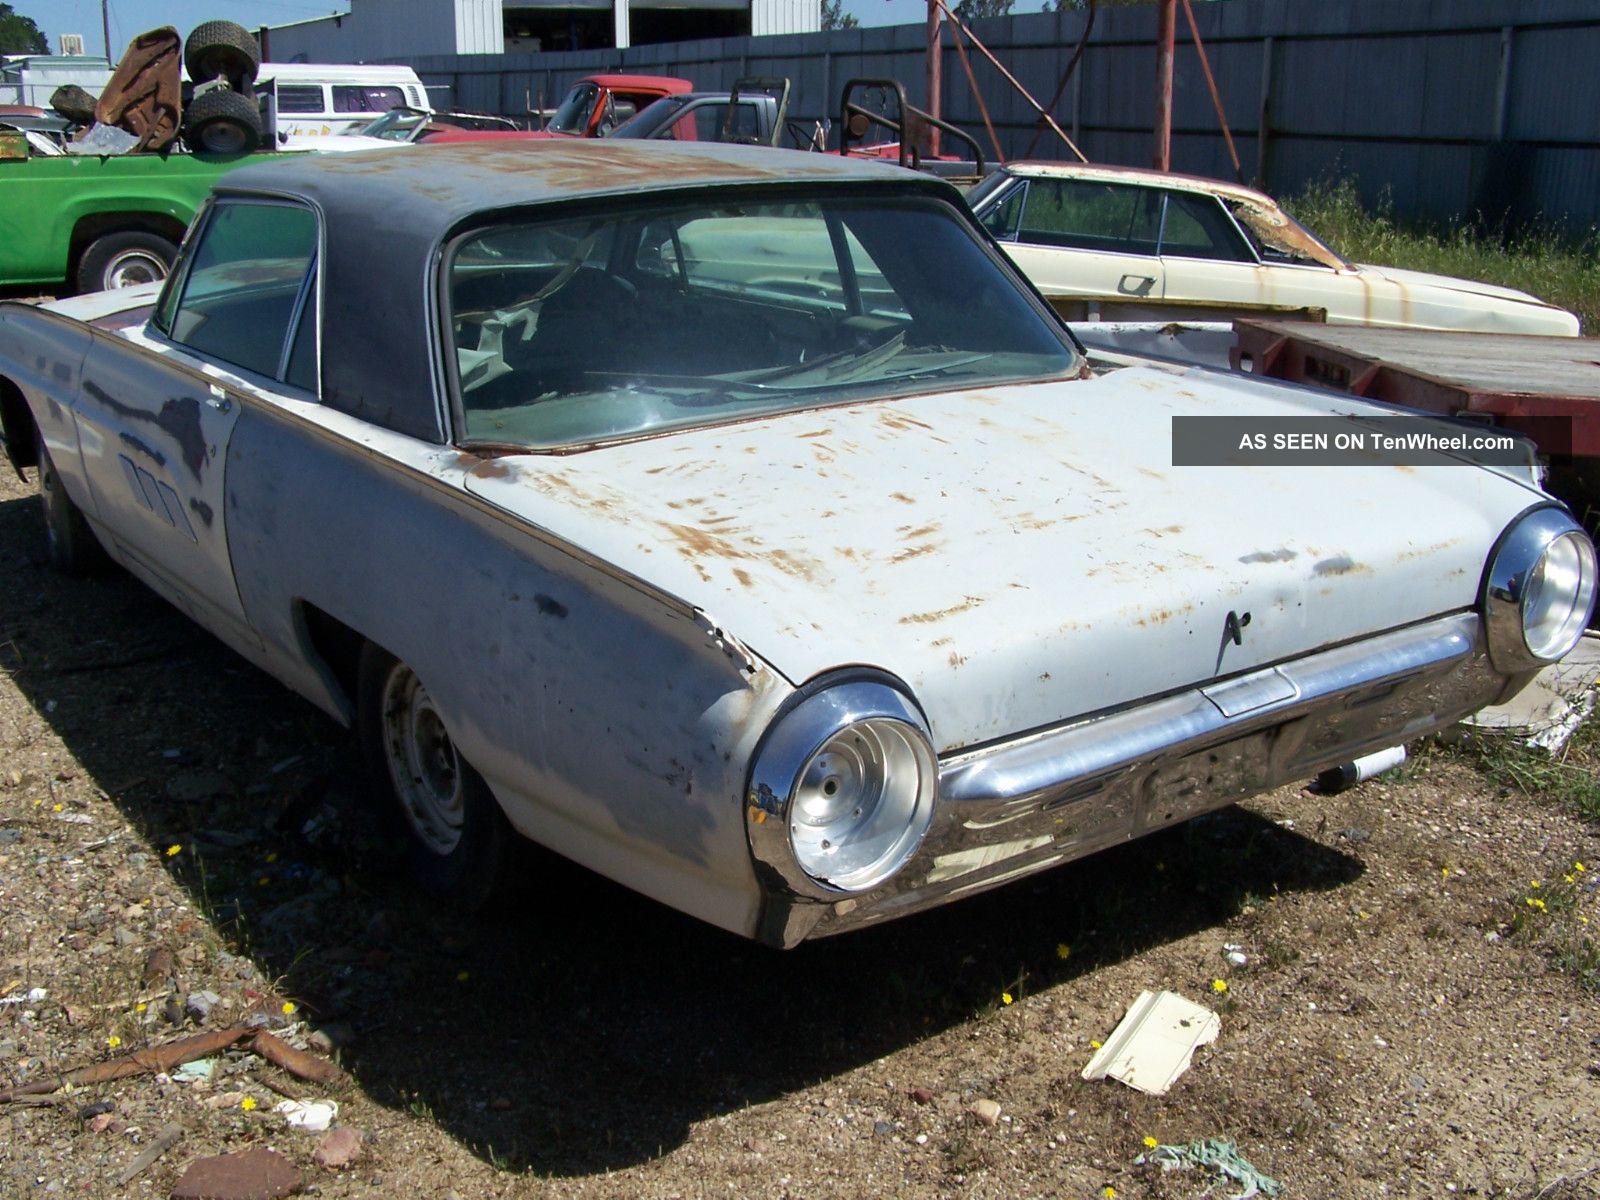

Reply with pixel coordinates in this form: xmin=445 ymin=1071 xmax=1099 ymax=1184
xmin=1359 ymin=263 xmax=1579 ymax=325
xmin=463 ymin=369 xmax=1539 ymax=753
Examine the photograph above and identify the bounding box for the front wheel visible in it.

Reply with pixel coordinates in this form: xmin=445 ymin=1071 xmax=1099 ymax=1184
xmin=34 ymin=428 xmax=107 ymax=574
xmin=357 ymin=644 xmax=507 ymax=905
xmin=75 ymin=231 xmax=178 ymax=294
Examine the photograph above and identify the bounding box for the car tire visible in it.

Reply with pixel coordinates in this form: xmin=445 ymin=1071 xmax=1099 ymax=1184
xmin=357 ymin=643 xmax=508 ymax=906
xmin=74 ymin=230 xmax=179 ymax=294
xmin=182 ymin=88 xmax=263 ymax=155
xmin=183 ymin=21 xmax=260 ymax=88
xmin=34 ymin=428 xmax=108 ymax=575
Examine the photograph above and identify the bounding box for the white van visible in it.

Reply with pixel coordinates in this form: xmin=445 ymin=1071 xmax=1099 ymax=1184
xmin=259 ymin=63 xmax=430 ymax=137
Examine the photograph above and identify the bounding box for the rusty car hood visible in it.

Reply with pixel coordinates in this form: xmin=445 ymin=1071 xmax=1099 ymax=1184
xmin=462 ymin=367 xmax=1539 ymax=753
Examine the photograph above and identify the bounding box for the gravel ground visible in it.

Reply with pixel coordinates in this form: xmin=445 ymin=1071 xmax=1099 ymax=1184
xmin=1 ymin=461 xmax=1598 ymax=1200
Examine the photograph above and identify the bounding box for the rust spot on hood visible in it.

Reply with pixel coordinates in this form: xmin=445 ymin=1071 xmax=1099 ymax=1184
xmin=898 ymin=596 xmax=985 ymax=625
xmin=1313 ymin=554 xmax=1369 ymax=576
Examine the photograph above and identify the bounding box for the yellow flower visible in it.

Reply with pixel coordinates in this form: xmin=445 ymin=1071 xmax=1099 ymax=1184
xmin=1155 ymin=862 xmax=1165 ymax=872
xmin=1441 ymin=867 xmax=1450 ymax=878
xmin=106 ymin=1036 xmax=121 ymax=1049
xmin=1358 ymin=910 xmax=1370 ymax=920
xmin=1055 ymin=943 xmax=1071 ymax=961
xmin=266 ymin=851 xmax=279 ymax=863
xmin=240 ymin=1096 xmax=257 ymax=1112
xmin=1212 ymin=979 xmax=1228 ymax=994
xmin=281 ymin=1001 xmax=296 ymax=1016
xmin=1576 ymin=862 xmax=1586 ymax=872
xmin=1566 ymin=874 xmax=1577 ymax=884
xmin=257 ymin=876 xmax=270 ymax=887
xmin=456 ymin=970 xmax=470 ymax=982
xmin=135 ymin=1003 xmax=147 ymax=1014
xmin=1531 ymin=880 xmax=1541 ymax=889
xmin=1143 ymin=1135 xmax=1159 ymax=1149
xmin=1090 ymin=1040 xmax=1103 ymax=1049
xmin=1525 ymin=897 xmax=1547 ymax=912
xmin=1103 ymin=1188 xmax=1117 ymax=1199
xmin=165 ymin=844 xmax=181 ymax=857
xmin=1001 ymin=992 xmax=1014 ymax=1006
xmin=51 ymin=804 xmax=62 ymax=813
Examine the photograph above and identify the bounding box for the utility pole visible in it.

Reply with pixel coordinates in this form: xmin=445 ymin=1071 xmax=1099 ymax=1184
xmin=926 ymin=0 xmax=942 ymax=157
xmin=102 ymin=0 xmax=113 ymax=62
xmin=1153 ymin=0 xmax=1175 ymax=169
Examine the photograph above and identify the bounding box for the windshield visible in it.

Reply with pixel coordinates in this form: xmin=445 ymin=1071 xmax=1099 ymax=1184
xmin=1226 ymin=199 xmax=1348 ymax=269
xmin=352 ymin=107 xmax=430 ymax=141
xmin=447 ymin=196 xmax=1080 ymax=451
xmin=546 ymin=83 xmax=598 ymax=134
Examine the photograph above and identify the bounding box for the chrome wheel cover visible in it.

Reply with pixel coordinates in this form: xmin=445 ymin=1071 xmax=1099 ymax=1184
xmin=104 ymin=249 xmax=169 ymax=289
xmin=379 ymin=663 xmax=465 ymax=856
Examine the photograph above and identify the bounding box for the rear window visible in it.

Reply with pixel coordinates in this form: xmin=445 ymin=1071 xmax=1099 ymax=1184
xmin=446 ymin=196 xmax=1077 ymax=451
xmin=162 ymin=201 xmax=319 ymax=386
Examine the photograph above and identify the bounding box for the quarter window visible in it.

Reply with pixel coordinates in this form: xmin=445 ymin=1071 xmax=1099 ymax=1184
xmin=165 ymin=201 xmax=319 ymax=386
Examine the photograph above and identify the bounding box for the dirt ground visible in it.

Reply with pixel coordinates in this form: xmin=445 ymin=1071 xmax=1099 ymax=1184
xmin=1 ymin=459 xmax=1598 ymax=1200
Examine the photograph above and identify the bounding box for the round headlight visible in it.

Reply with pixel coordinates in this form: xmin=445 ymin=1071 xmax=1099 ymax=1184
xmin=1484 ymin=507 xmax=1598 ymax=672
xmin=747 ymin=680 xmax=938 ymax=896
xmin=1521 ymin=530 xmax=1596 ymax=660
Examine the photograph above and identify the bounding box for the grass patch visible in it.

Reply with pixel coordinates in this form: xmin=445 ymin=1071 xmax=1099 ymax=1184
xmin=1283 ymin=178 xmax=1600 ymax=334
xmin=1453 ymin=710 xmax=1600 ymax=824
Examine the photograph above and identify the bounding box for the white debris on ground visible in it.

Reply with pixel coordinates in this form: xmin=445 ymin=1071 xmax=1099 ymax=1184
xmin=1461 ymin=631 xmax=1600 ymax=752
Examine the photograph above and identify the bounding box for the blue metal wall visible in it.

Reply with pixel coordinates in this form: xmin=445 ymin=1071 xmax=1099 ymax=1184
xmin=392 ymin=0 xmax=1600 ymax=233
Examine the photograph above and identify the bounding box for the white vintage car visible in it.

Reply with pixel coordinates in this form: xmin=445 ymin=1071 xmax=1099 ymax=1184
xmin=0 ymin=142 xmax=1592 ymax=948
xmin=968 ymin=162 xmax=1581 ymax=335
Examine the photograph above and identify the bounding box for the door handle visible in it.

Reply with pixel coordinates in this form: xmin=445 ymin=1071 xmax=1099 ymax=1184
xmin=1118 ymin=274 xmax=1156 ymax=297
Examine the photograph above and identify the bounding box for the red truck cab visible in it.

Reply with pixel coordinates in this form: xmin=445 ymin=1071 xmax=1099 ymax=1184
xmin=538 ymin=74 xmax=692 ymax=138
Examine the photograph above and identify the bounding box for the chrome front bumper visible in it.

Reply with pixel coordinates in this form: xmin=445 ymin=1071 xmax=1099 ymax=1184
xmin=758 ymin=611 xmax=1520 ymax=947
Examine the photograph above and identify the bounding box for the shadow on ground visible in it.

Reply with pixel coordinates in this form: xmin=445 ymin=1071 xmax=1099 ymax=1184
xmin=0 ymin=486 xmax=1364 ymax=1176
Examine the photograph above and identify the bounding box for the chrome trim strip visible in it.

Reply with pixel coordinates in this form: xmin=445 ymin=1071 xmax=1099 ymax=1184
xmin=940 ymin=612 xmax=1477 ymax=808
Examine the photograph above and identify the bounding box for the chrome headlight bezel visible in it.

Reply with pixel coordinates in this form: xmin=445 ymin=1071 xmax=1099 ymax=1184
xmin=1483 ymin=506 xmax=1597 ymax=673
xmin=746 ymin=678 xmax=938 ymax=899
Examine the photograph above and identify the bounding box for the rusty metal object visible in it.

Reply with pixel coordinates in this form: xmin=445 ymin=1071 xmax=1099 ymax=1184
xmin=93 ymin=26 xmax=182 ymax=154
xmin=944 ymin=11 xmax=1003 ymax=164
xmin=1232 ymin=319 xmax=1600 ymax=457
xmin=838 ymin=77 xmax=984 ymax=174
xmin=1024 ymin=0 xmax=1097 ymax=159
xmin=0 ymin=1025 xmax=347 ymax=1104
xmin=933 ymin=0 xmax=1086 ymax=163
xmin=1181 ymin=0 xmax=1242 ymax=180
xmin=1154 ymin=0 xmax=1175 ymax=169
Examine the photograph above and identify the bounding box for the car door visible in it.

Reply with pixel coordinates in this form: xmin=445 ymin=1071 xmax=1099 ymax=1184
xmin=977 ymin=176 xmax=1165 ymax=317
xmin=74 ymin=197 xmax=319 ymax=643
xmin=1156 ymin=189 xmax=1303 ymax=315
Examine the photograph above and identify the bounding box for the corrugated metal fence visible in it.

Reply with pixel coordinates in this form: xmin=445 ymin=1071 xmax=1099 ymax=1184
xmin=389 ymin=0 xmax=1600 ymax=233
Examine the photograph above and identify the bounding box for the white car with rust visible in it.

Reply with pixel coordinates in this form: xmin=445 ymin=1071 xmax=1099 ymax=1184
xmin=969 ymin=162 xmax=1580 ymax=335
xmin=0 ymin=142 xmax=1592 ymax=947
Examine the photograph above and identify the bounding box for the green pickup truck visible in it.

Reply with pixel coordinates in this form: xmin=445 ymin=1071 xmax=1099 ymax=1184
xmin=0 ymin=144 xmax=285 ymax=294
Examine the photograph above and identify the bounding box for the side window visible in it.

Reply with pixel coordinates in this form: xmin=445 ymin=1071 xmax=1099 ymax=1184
xmin=978 ymin=182 xmax=1024 ymax=240
xmin=331 ymin=85 xmax=405 ymax=114
xmin=1018 ymin=179 xmax=1161 ymax=255
xmin=275 ymin=85 xmax=325 ymax=114
xmin=167 ymin=201 xmax=318 ymax=384
xmin=1159 ymin=191 xmax=1253 ymax=262
xmin=689 ymin=103 xmax=730 ymax=141
xmin=284 ymin=270 xmax=320 ymax=393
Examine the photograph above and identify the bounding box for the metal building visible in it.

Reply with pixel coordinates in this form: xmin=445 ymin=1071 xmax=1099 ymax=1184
xmin=261 ymin=0 xmax=819 ymax=62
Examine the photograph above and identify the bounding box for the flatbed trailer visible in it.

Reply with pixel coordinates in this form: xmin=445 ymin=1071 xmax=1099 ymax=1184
xmin=1232 ymin=319 xmax=1600 ymax=459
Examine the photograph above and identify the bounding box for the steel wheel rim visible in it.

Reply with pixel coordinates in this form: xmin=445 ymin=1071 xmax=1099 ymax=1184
xmin=380 ymin=663 xmax=464 ymax=856
xmin=104 ymin=250 xmax=168 ymax=289
xmin=200 ymin=122 xmax=249 ymax=155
